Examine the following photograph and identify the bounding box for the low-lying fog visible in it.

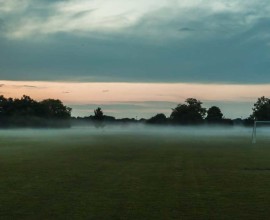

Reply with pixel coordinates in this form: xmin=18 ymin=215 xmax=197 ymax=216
xmin=0 ymin=125 xmax=269 ymax=140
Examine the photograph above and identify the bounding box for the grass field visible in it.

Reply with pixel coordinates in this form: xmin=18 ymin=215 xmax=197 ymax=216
xmin=1 ymin=126 xmax=270 ymax=219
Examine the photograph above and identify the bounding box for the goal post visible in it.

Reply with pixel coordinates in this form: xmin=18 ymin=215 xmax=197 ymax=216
xmin=252 ymin=121 xmax=270 ymax=144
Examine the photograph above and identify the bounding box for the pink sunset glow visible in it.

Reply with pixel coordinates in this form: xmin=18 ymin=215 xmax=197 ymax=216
xmin=0 ymin=80 xmax=269 ymax=105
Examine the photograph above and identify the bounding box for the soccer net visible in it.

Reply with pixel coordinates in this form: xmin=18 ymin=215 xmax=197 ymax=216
xmin=252 ymin=121 xmax=270 ymax=144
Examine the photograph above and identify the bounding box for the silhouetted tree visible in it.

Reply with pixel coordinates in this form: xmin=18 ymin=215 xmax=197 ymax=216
xmin=14 ymin=95 xmax=38 ymax=117
xmin=40 ymin=99 xmax=72 ymax=119
xmin=92 ymin=107 xmax=105 ymax=129
xmin=170 ymin=98 xmax=206 ymax=124
xmin=0 ymin=95 xmax=8 ymax=117
xmin=4 ymin=98 xmax=14 ymax=116
xmin=250 ymin=96 xmax=270 ymax=121
xmin=0 ymin=95 xmax=72 ymax=127
xmin=94 ymin=107 xmax=104 ymax=120
xmin=206 ymin=106 xmax=223 ymax=122
xmin=147 ymin=113 xmax=167 ymax=125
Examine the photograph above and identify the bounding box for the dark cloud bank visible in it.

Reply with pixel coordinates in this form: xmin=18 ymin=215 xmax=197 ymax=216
xmin=0 ymin=0 xmax=270 ymax=84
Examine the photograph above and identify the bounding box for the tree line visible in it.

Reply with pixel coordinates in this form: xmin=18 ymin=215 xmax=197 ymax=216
xmin=82 ymin=97 xmax=270 ymax=126
xmin=0 ymin=95 xmax=269 ymax=127
xmin=0 ymin=95 xmax=71 ymax=127
xmin=147 ymin=97 xmax=270 ymax=125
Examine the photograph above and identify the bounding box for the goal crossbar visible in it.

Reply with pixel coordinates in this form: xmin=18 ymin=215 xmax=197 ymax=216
xmin=252 ymin=121 xmax=270 ymax=144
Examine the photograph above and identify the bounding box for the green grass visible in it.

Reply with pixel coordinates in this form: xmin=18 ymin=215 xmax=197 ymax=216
xmin=1 ymin=129 xmax=270 ymax=219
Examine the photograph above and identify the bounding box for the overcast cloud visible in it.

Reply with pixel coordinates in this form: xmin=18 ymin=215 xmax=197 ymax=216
xmin=0 ymin=0 xmax=270 ymax=83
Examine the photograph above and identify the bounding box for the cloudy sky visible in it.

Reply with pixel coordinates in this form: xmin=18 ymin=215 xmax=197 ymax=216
xmin=0 ymin=0 xmax=269 ymax=118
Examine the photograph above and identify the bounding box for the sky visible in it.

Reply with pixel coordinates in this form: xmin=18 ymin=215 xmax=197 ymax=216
xmin=0 ymin=0 xmax=270 ymax=118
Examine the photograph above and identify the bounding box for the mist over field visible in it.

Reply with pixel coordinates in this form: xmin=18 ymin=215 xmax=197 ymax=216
xmin=2 ymin=124 xmax=270 ymax=219
xmin=0 ymin=125 xmax=267 ymax=140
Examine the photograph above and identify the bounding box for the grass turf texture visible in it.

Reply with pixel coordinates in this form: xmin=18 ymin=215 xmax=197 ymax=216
xmin=1 ymin=129 xmax=270 ymax=219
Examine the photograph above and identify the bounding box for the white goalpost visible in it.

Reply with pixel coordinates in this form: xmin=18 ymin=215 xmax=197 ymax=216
xmin=252 ymin=121 xmax=270 ymax=144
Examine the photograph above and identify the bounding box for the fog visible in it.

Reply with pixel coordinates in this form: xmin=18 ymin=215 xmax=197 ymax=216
xmin=0 ymin=124 xmax=265 ymax=140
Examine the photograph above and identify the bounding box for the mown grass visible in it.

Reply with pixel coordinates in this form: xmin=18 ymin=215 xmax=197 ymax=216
xmin=1 ymin=129 xmax=270 ymax=219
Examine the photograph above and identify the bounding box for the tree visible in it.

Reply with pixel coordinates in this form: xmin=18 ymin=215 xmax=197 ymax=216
xmin=14 ymin=95 xmax=38 ymax=117
xmin=0 ymin=95 xmax=8 ymax=117
xmin=40 ymin=99 xmax=72 ymax=119
xmin=206 ymin=106 xmax=223 ymax=122
xmin=0 ymin=95 xmax=72 ymax=127
xmin=170 ymin=98 xmax=206 ymax=124
xmin=250 ymin=96 xmax=270 ymax=121
xmin=147 ymin=113 xmax=167 ymax=124
xmin=94 ymin=107 xmax=104 ymax=120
